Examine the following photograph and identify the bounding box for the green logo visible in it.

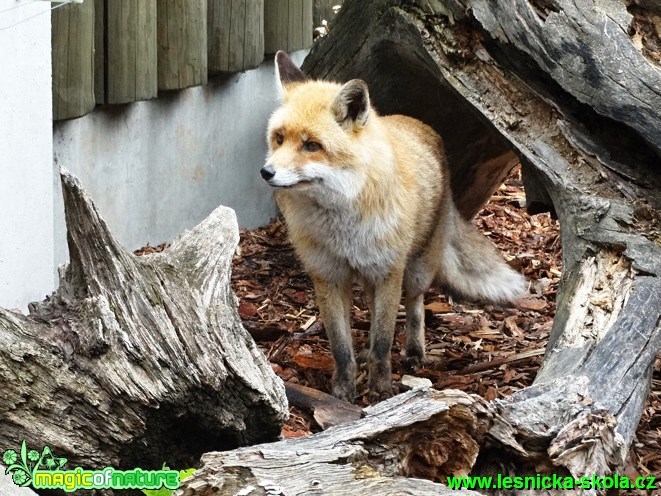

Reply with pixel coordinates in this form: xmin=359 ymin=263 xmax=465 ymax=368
xmin=3 ymin=442 xmax=192 ymax=493
xmin=3 ymin=441 xmax=67 ymax=487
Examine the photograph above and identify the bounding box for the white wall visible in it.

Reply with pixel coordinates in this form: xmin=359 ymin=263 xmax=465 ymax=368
xmin=0 ymin=1 xmax=54 ymax=310
xmin=53 ymin=51 xmax=307 ymax=270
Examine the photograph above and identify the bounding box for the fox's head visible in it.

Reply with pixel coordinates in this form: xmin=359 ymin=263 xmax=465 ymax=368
xmin=261 ymin=51 xmax=373 ymax=199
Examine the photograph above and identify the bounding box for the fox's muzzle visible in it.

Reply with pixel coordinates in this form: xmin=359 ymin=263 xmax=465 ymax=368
xmin=260 ymin=165 xmax=276 ymax=181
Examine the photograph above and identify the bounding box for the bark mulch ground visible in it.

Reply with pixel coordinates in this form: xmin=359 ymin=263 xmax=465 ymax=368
xmin=135 ymin=167 xmax=659 ymax=491
xmin=228 ymin=167 xmax=659 ymax=490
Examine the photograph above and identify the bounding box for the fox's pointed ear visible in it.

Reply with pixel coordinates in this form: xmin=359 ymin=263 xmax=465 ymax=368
xmin=275 ymin=51 xmax=306 ymax=96
xmin=332 ymin=79 xmax=370 ymax=130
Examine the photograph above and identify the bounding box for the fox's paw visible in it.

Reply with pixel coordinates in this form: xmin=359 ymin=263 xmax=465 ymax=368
xmin=367 ymin=388 xmax=393 ymax=403
xmin=332 ymin=380 xmax=357 ymax=403
xmin=403 ymin=354 xmax=423 ymax=373
xmin=366 ymin=373 xmax=393 ymax=403
xmin=403 ymin=346 xmax=425 ymax=373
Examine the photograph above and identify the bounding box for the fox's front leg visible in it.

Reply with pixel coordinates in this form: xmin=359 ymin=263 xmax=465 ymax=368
xmin=367 ymin=266 xmax=404 ymax=401
xmin=311 ymin=273 xmax=356 ymax=401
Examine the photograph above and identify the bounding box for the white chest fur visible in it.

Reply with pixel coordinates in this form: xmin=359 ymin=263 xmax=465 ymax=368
xmin=281 ymin=194 xmax=400 ymax=282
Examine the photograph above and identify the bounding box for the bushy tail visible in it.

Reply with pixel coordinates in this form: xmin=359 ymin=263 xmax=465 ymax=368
xmin=436 ymin=207 xmax=526 ymax=305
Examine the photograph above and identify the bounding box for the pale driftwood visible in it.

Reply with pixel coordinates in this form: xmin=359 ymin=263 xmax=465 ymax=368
xmin=297 ymin=0 xmax=661 ymax=487
xmin=177 ymin=388 xmax=490 ymax=496
xmin=0 ymin=170 xmax=287 ymax=469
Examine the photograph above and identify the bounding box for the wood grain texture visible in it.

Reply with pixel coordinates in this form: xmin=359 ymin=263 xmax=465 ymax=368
xmin=265 ymin=0 xmax=313 ymax=54
xmin=100 ymin=0 xmax=158 ymax=103
xmin=93 ymin=0 xmax=105 ymax=104
xmin=52 ymin=0 xmax=95 ymax=120
xmin=157 ymin=0 xmax=208 ymax=90
xmin=0 ymin=169 xmax=287 ymax=469
xmin=469 ymin=0 xmax=661 ymax=155
xmin=177 ymin=388 xmax=490 ymax=496
xmin=208 ymin=0 xmax=264 ymax=74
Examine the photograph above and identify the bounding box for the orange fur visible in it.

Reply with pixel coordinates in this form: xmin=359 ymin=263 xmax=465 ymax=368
xmin=261 ymin=52 xmax=525 ymax=401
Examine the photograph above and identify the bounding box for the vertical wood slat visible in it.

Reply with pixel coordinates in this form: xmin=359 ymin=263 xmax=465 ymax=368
xmin=157 ymin=0 xmax=208 ymax=91
xmin=208 ymin=0 xmax=264 ymax=74
xmin=52 ymin=0 xmax=95 ymax=120
xmin=95 ymin=0 xmax=158 ymax=104
xmin=105 ymin=0 xmax=158 ymax=103
xmin=94 ymin=0 xmax=105 ymax=103
xmin=264 ymin=0 xmax=313 ymax=54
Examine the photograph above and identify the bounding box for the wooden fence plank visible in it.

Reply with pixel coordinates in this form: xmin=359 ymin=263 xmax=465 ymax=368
xmin=102 ymin=0 xmax=158 ymax=103
xmin=265 ymin=0 xmax=313 ymax=54
xmin=228 ymin=0 xmax=247 ymax=70
xmin=208 ymin=0 xmax=264 ymax=74
xmin=208 ymin=0 xmax=230 ymax=72
xmin=52 ymin=0 xmax=95 ymax=120
xmin=94 ymin=0 xmax=105 ymax=103
xmin=157 ymin=0 xmax=208 ymax=90
xmin=244 ymin=0 xmax=265 ymax=69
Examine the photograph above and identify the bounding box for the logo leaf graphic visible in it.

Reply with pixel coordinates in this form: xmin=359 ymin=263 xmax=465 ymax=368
xmin=20 ymin=441 xmax=28 ymax=467
xmin=3 ymin=443 xmax=32 ymax=485
xmin=2 ymin=442 xmax=69 ymax=487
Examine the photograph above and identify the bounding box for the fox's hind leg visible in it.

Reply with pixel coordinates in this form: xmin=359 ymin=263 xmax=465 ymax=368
xmin=403 ymin=255 xmax=436 ymax=371
xmin=403 ymin=222 xmax=446 ymax=370
xmin=403 ymin=291 xmax=425 ymax=371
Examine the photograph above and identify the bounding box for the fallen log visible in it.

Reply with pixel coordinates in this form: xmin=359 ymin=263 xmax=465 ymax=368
xmin=297 ymin=0 xmax=660 ymax=486
xmin=0 ymin=170 xmax=287 ymax=470
xmin=177 ymin=387 xmax=491 ymax=496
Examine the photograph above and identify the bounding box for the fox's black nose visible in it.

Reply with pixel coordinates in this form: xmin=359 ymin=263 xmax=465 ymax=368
xmin=260 ymin=165 xmax=275 ymax=181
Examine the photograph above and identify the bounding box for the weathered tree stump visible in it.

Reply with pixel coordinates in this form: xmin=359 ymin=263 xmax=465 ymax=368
xmin=0 ymin=170 xmax=287 ymax=470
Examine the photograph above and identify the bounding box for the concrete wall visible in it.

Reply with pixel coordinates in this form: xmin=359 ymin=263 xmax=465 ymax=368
xmin=0 ymin=1 xmax=54 ymax=310
xmin=53 ymin=51 xmax=307 ymax=270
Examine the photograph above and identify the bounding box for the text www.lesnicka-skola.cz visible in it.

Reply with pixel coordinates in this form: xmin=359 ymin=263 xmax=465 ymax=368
xmin=446 ymin=473 xmax=657 ymax=491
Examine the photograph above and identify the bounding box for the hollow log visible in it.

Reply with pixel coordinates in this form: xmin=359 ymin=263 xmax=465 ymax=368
xmin=293 ymin=0 xmax=660 ymax=486
xmin=0 ymin=170 xmax=287 ymax=471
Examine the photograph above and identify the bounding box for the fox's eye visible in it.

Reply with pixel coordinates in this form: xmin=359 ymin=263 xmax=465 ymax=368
xmin=275 ymin=133 xmax=284 ymax=145
xmin=303 ymin=140 xmax=322 ymax=152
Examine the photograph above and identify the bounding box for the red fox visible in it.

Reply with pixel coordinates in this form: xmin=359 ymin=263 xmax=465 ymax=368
xmin=261 ymin=51 xmax=525 ymax=401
